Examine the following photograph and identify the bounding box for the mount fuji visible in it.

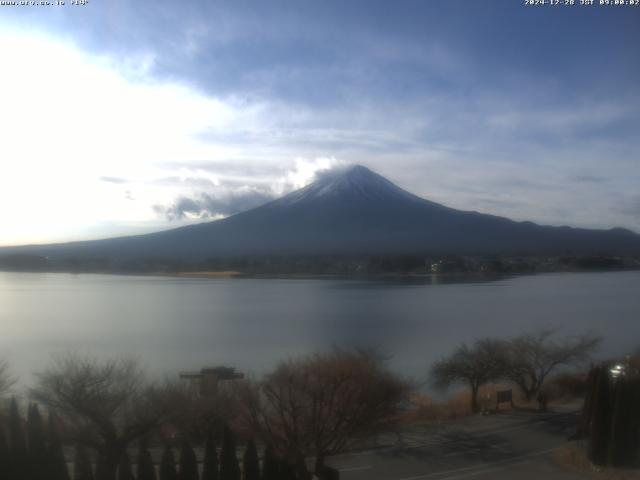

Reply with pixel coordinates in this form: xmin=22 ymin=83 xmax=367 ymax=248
xmin=2 ymin=165 xmax=640 ymax=263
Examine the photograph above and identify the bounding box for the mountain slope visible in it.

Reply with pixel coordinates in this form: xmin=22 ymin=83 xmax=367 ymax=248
xmin=3 ymin=165 xmax=640 ymax=261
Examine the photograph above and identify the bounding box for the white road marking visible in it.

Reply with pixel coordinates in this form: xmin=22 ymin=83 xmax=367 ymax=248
xmin=339 ymin=465 xmax=373 ymax=472
xmin=434 ymin=460 xmax=537 ymax=480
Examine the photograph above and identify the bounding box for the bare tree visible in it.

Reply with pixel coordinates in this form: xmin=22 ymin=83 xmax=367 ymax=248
xmin=238 ymin=349 xmax=409 ymax=479
xmin=504 ymin=329 xmax=601 ymax=410
xmin=430 ymin=339 xmax=508 ymax=413
xmin=30 ymin=353 xmax=171 ymax=480
xmin=0 ymin=359 xmax=15 ymax=397
xmin=159 ymin=378 xmax=238 ymax=442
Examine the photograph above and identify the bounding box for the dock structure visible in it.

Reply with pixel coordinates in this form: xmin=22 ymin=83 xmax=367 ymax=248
xmin=179 ymin=366 xmax=244 ymax=396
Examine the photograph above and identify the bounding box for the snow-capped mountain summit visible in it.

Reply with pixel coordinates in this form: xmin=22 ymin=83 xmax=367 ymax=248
xmin=2 ymin=165 xmax=639 ymax=261
xmin=277 ymin=165 xmax=424 ymax=206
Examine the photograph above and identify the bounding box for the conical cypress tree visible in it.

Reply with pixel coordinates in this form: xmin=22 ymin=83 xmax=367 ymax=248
xmin=117 ymin=452 xmax=135 ymax=480
xmin=629 ymin=379 xmax=640 ymax=464
xmin=73 ymin=444 xmax=94 ymax=480
xmin=95 ymin=451 xmax=109 ymax=480
xmin=261 ymin=447 xmax=279 ymax=480
xmin=242 ymin=439 xmax=259 ymax=480
xmin=159 ymin=446 xmax=178 ymax=480
xmin=9 ymin=398 xmax=27 ymax=480
xmin=219 ymin=425 xmax=240 ymax=480
xmin=9 ymin=399 xmax=26 ymax=451
xmin=588 ymin=366 xmax=612 ymax=465
xmin=0 ymin=426 xmax=10 ymax=480
xmin=577 ymin=366 xmax=597 ymax=438
xmin=608 ymin=376 xmax=640 ymax=467
xmin=178 ymin=439 xmax=199 ymax=480
xmin=137 ymin=439 xmax=157 ymax=480
xmin=28 ymin=403 xmax=47 ymax=480
xmin=278 ymin=458 xmax=296 ymax=480
xmin=202 ymin=430 xmax=219 ymax=480
xmin=608 ymin=376 xmax=626 ymax=466
xmin=47 ymin=411 xmax=70 ymax=480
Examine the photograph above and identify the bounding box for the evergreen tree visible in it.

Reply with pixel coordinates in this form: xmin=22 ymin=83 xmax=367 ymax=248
xmin=73 ymin=444 xmax=95 ymax=480
xmin=242 ymin=439 xmax=259 ymax=480
xmin=95 ymin=451 xmax=109 ymax=480
xmin=9 ymin=398 xmax=27 ymax=480
xmin=0 ymin=426 xmax=10 ymax=480
xmin=607 ymin=376 xmax=640 ymax=466
xmin=178 ymin=439 xmax=199 ymax=480
xmin=587 ymin=366 xmax=612 ymax=465
xmin=278 ymin=458 xmax=296 ymax=480
xmin=629 ymin=380 xmax=640 ymax=464
xmin=27 ymin=403 xmax=47 ymax=480
xmin=219 ymin=425 xmax=240 ymax=480
xmin=159 ymin=446 xmax=178 ymax=480
xmin=576 ymin=366 xmax=598 ymax=438
xmin=202 ymin=430 xmax=219 ymax=480
xmin=608 ymin=376 xmax=626 ymax=466
xmin=47 ymin=411 xmax=71 ymax=480
xmin=117 ymin=452 xmax=135 ymax=480
xmin=137 ymin=439 xmax=157 ymax=480
xmin=583 ymin=364 xmax=640 ymax=467
xmin=261 ymin=447 xmax=279 ymax=480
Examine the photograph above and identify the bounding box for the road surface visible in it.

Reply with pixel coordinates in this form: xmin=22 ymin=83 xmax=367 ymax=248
xmin=327 ymin=407 xmax=591 ymax=480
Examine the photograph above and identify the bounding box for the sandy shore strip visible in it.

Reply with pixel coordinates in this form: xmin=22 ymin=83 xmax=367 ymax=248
xmin=173 ymin=271 xmax=243 ymax=278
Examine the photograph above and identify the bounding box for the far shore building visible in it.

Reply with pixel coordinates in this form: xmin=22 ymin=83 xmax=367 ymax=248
xmin=179 ymin=366 xmax=244 ymax=396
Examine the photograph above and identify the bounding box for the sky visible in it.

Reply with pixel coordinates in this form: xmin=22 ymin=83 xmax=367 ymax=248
xmin=0 ymin=0 xmax=639 ymax=246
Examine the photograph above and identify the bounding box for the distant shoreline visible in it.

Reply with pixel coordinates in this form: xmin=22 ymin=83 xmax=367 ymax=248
xmin=157 ymin=269 xmax=640 ymax=282
xmin=1 ymin=253 xmax=639 ymax=279
xmin=3 ymin=269 xmax=640 ymax=285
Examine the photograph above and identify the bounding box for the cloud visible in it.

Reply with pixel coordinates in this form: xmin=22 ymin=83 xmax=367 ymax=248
xmin=570 ymin=175 xmax=607 ymax=184
xmin=158 ymin=161 xmax=284 ymax=179
xmin=154 ymin=189 xmax=276 ymax=221
xmin=613 ymin=196 xmax=640 ymax=218
xmin=151 ymin=158 xmax=346 ymax=221
xmin=151 ymin=176 xmax=217 ymax=189
xmin=1 ymin=3 xmax=639 ymax=244
xmin=7 ymin=1 xmax=637 ymax=111
xmin=100 ymin=176 xmax=128 ymax=184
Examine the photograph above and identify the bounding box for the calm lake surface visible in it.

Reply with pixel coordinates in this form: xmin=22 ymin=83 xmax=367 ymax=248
xmin=1 ymin=271 xmax=639 ymax=386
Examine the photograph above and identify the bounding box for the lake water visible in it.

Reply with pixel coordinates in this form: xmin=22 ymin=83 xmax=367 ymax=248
xmin=1 ymin=271 xmax=639 ymax=387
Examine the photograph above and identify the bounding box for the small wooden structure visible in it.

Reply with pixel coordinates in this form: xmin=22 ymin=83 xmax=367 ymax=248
xmin=179 ymin=366 xmax=244 ymax=396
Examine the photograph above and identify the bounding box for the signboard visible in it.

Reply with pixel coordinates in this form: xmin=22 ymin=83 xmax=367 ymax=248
xmin=496 ymin=389 xmax=513 ymax=404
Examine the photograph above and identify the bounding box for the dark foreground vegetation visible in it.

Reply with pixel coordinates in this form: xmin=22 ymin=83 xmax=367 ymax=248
xmin=1 ymin=253 xmax=639 ymax=275
xmin=0 ymin=401 xmax=328 ymax=480
xmin=0 ymin=350 xmax=407 ymax=480
xmin=0 ymin=331 xmax=638 ymax=479
xmin=578 ymin=359 xmax=640 ymax=468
